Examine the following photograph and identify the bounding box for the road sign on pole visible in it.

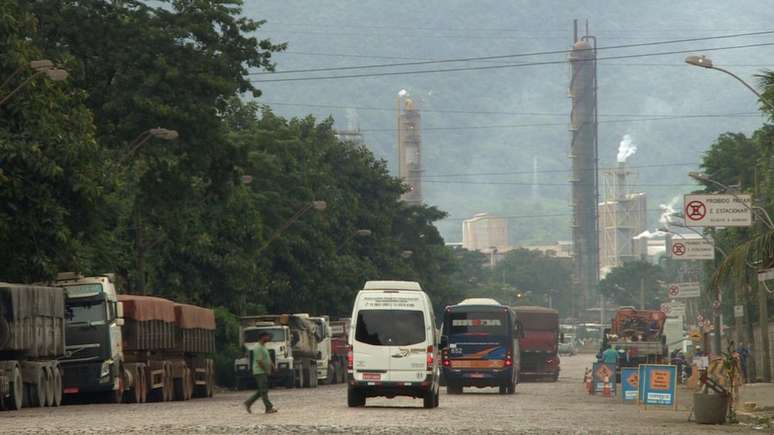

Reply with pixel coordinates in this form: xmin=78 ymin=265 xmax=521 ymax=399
xmin=667 ymin=282 xmax=701 ymax=299
xmin=683 ymin=194 xmax=752 ymax=227
xmin=667 ymin=238 xmax=715 ymax=260
xmin=734 ymin=305 xmax=744 ymax=318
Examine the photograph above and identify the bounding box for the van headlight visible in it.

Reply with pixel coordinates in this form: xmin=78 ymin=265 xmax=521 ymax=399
xmin=100 ymin=360 xmax=113 ymax=378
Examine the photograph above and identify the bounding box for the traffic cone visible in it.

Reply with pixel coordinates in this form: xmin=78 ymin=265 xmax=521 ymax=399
xmin=603 ymin=375 xmax=611 ymax=398
xmin=584 ymin=368 xmax=593 ymax=395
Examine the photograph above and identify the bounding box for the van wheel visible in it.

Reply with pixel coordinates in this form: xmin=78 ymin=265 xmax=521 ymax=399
xmin=447 ymin=383 xmax=462 ymax=395
xmin=423 ymin=389 xmax=437 ymax=409
xmin=347 ymin=386 xmax=365 ymax=407
xmin=498 ymin=384 xmax=508 ymax=394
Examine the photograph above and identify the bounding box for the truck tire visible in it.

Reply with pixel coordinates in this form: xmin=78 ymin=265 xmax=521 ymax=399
xmin=423 ymin=389 xmax=437 ymax=409
xmin=164 ymin=364 xmax=174 ymax=402
xmin=174 ymin=375 xmax=185 ymax=401
xmin=447 ymin=383 xmax=462 ymax=395
xmin=324 ymin=363 xmax=334 ymax=385
xmin=30 ymin=366 xmax=46 ymax=407
xmin=8 ymin=365 xmax=23 ymax=411
xmin=309 ymin=364 xmax=318 ymax=388
xmin=52 ymin=367 xmax=63 ymax=407
xmin=286 ymin=369 xmax=296 ymax=388
xmin=43 ymin=367 xmax=54 ymax=406
xmin=107 ymin=366 xmax=125 ymax=404
xmin=138 ymin=367 xmax=148 ymax=403
xmin=0 ymin=316 xmax=9 ymax=349
xmin=185 ymin=368 xmax=194 ymax=400
xmin=347 ymin=386 xmax=365 ymax=407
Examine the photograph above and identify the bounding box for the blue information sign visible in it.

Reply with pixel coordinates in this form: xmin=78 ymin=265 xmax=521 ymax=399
xmin=638 ymin=364 xmax=678 ymax=408
xmin=621 ymin=367 xmax=639 ymax=402
xmin=592 ymin=362 xmax=616 ymax=395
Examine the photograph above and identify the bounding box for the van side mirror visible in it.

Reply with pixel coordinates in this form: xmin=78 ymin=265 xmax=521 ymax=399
xmin=514 ymin=321 xmax=525 ymax=338
xmin=116 ymin=301 xmax=124 ymax=319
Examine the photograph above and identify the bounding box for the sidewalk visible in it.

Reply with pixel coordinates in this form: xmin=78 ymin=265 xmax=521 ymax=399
xmin=736 ymin=382 xmax=774 ymax=428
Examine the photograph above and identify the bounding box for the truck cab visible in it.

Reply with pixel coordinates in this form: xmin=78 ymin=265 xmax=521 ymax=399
xmin=235 ymin=321 xmax=294 ymax=388
xmin=310 ymin=316 xmax=332 ymax=383
xmin=56 ymin=273 xmax=125 ymax=401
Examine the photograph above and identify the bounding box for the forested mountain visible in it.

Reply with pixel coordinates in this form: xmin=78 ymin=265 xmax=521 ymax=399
xmin=244 ymin=0 xmax=773 ymax=243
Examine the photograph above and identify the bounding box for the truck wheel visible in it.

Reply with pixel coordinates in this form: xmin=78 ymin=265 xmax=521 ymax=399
xmin=43 ymin=367 xmax=55 ymax=406
xmin=347 ymin=386 xmax=365 ymax=407
xmin=138 ymin=367 xmax=148 ymax=403
xmin=286 ymin=370 xmax=296 ymax=389
xmin=309 ymin=364 xmax=318 ymax=388
xmin=9 ymin=365 xmax=23 ymax=410
xmin=324 ymin=364 xmax=334 ymax=385
xmin=186 ymin=368 xmax=194 ymax=400
xmin=423 ymin=389 xmax=437 ymax=409
xmin=206 ymin=361 xmax=214 ymax=397
xmin=498 ymin=384 xmax=508 ymax=395
xmin=447 ymin=383 xmax=462 ymax=395
xmin=174 ymin=375 xmax=185 ymax=401
xmin=30 ymin=366 xmax=46 ymax=407
xmin=108 ymin=367 xmax=125 ymax=404
xmin=52 ymin=368 xmax=63 ymax=406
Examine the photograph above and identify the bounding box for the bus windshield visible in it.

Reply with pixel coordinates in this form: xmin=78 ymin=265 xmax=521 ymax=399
xmin=445 ymin=311 xmax=509 ymax=337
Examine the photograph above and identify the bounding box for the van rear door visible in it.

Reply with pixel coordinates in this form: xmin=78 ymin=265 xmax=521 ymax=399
xmin=385 ymin=310 xmax=428 ymax=383
xmin=353 ymin=310 xmax=393 ymax=382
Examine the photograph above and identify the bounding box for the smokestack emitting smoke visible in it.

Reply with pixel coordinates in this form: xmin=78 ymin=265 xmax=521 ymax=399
xmin=659 ymin=196 xmax=681 ymax=225
xmin=633 ymin=230 xmax=667 ymax=240
xmin=616 ymin=134 xmax=637 ymax=163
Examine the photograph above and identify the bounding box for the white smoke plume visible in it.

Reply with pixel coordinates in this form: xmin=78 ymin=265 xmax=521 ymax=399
xmin=659 ymin=196 xmax=681 ymax=225
xmin=398 ymin=89 xmax=408 ymax=97
xmin=616 ymin=134 xmax=637 ymax=163
xmin=633 ymin=230 xmax=668 ymax=240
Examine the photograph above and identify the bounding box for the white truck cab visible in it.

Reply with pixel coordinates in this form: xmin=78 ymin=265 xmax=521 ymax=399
xmin=235 ymin=322 xmax=294 ymax=388
xmin=310 ymin=316 xmax=333 ymax=383
xmin=347 ymin=280 xmax=440 ymax=408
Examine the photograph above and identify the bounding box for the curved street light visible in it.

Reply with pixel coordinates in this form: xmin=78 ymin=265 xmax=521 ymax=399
xmin=120 ymin=128 xmax=179 ymax=164
xmin=257 ymin=201 xmax=328 ymax=254
xmin=685 ymin=55 xmax=774 ymax=113
xmin=0 ymin=60 xmax=68 ymax=107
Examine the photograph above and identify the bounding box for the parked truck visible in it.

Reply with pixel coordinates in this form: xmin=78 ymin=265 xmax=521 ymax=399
xmin=511 ymin=306 xmax=561 ymax=382
xmin=329 ymin=318 xmax=349 ymax=384
xmin=235 ymin=314 xmax=321 ymax=389
xmin=601 ymin=307 xmax=667 ymax=373
xmin=0 ymin=283 xmax=65 ymax=410
xmin=55 ymin=273 xmax=215 ymax=403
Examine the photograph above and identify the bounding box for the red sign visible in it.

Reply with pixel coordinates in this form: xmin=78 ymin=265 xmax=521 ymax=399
xmin=671 ymin=243 xmax=686 ymax=256
xmin=362 ymin=373 xmax=381 ymax=381
xmin=627 ymin=372 xmax=639 ymax=388
xmin=660 ymin=303 xmax=671 ymax=315
xmin=685 ymin=200 xmax=707 ymax=221
xmin=713 ymin=300 xmax=721 ymax=310
xmin=668 ymin=285 xmax=680 ymax=297
xmin=697 ymin=314 xmax=704 ymax=322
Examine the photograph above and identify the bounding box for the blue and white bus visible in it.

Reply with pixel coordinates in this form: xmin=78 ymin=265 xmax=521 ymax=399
xmin=440 ymin=298 xmax=522 ymax=394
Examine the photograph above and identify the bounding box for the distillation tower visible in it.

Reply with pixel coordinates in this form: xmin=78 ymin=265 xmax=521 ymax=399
xmin=568 ymin=22 xmax=599 ymax=319
xmin=397 ymin=94 xmax=422 ymax=205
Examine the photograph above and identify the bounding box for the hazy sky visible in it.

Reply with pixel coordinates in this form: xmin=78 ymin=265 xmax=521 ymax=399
xmin=242 ymin=1 xmax=773 ymax=243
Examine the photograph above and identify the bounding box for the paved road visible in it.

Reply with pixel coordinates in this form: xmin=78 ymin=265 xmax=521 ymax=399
xmin=0 ymin=354 xmax=761 ymax=434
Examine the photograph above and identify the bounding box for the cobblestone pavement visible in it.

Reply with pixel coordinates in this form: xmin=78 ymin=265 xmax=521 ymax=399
xmin=0 ymin=355 xmax=764 ymax=434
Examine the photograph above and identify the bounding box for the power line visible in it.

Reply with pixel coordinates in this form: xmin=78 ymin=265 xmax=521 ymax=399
xmin=356 ymin=113 xmax=763 ymax=133
xmin=251 ymin=31 xmax=774 ymax=76
xmin=280 ymin=52 xmax=771 ymax=69
xmin=421 ymin=162 xmax=697 ymax=178
xmin=423 ymin=180 xmax=694 ymax=188
xmin=250 ymin=41 xmax=774 ymax=83
xmin=261 ymin=100 xmax=759 ymax=119
xmin=440 ymin=207 xmax=674 ymax=222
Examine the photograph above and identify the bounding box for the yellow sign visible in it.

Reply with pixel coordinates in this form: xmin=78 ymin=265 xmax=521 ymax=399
xmin=689 ymin=329 xmax=702 ymax=343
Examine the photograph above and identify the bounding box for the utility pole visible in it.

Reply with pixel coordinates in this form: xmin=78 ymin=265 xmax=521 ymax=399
xmin=640 ymin=277 xmax=645 ymax=310
xmin=756 ymin=165 xmax=771 ymax=382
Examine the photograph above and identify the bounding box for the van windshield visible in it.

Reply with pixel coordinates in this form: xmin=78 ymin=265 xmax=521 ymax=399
xmin=355 ymin=310 xmax=425 ymax=346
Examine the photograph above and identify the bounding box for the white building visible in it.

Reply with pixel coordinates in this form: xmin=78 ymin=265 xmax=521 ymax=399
xmin=462 ymin=213 xmax=509 ymax=253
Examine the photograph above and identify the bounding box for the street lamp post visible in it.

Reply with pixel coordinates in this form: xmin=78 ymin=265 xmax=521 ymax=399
xmin=0 ymin=60 xmax=68 ymax=107
xmin=256 ymin=201 xmax=328 ymax=254
xmin=126 ymin=128 xmax=179 ymax=295
xmin=685 ymin=55 xmax=774 ymax=113
xmin=121 ymin=128 xmax=180 ymax=165
xmin=684 ymin=170 xmax=771 ymax=381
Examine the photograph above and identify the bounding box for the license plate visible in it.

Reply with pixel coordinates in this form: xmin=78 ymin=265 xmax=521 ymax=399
xmin=468 ymin=373 xmax=485 ymax=378
xmin=362 ymin=373 xmax=381 ymax=381
xmin=63 ymin=387 xmax=79 ymax=394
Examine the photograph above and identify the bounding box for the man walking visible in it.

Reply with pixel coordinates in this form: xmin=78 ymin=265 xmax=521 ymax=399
xmin=244 ymin=331 xmax=278 ymax=414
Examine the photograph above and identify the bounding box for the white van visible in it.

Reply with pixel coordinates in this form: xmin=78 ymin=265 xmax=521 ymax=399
xmin=347 ymin=281 xmax=440 ymax=408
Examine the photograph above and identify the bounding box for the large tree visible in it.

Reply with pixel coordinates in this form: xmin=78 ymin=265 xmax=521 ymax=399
xmin=0 ymin=0 xmax=110 ymax=281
